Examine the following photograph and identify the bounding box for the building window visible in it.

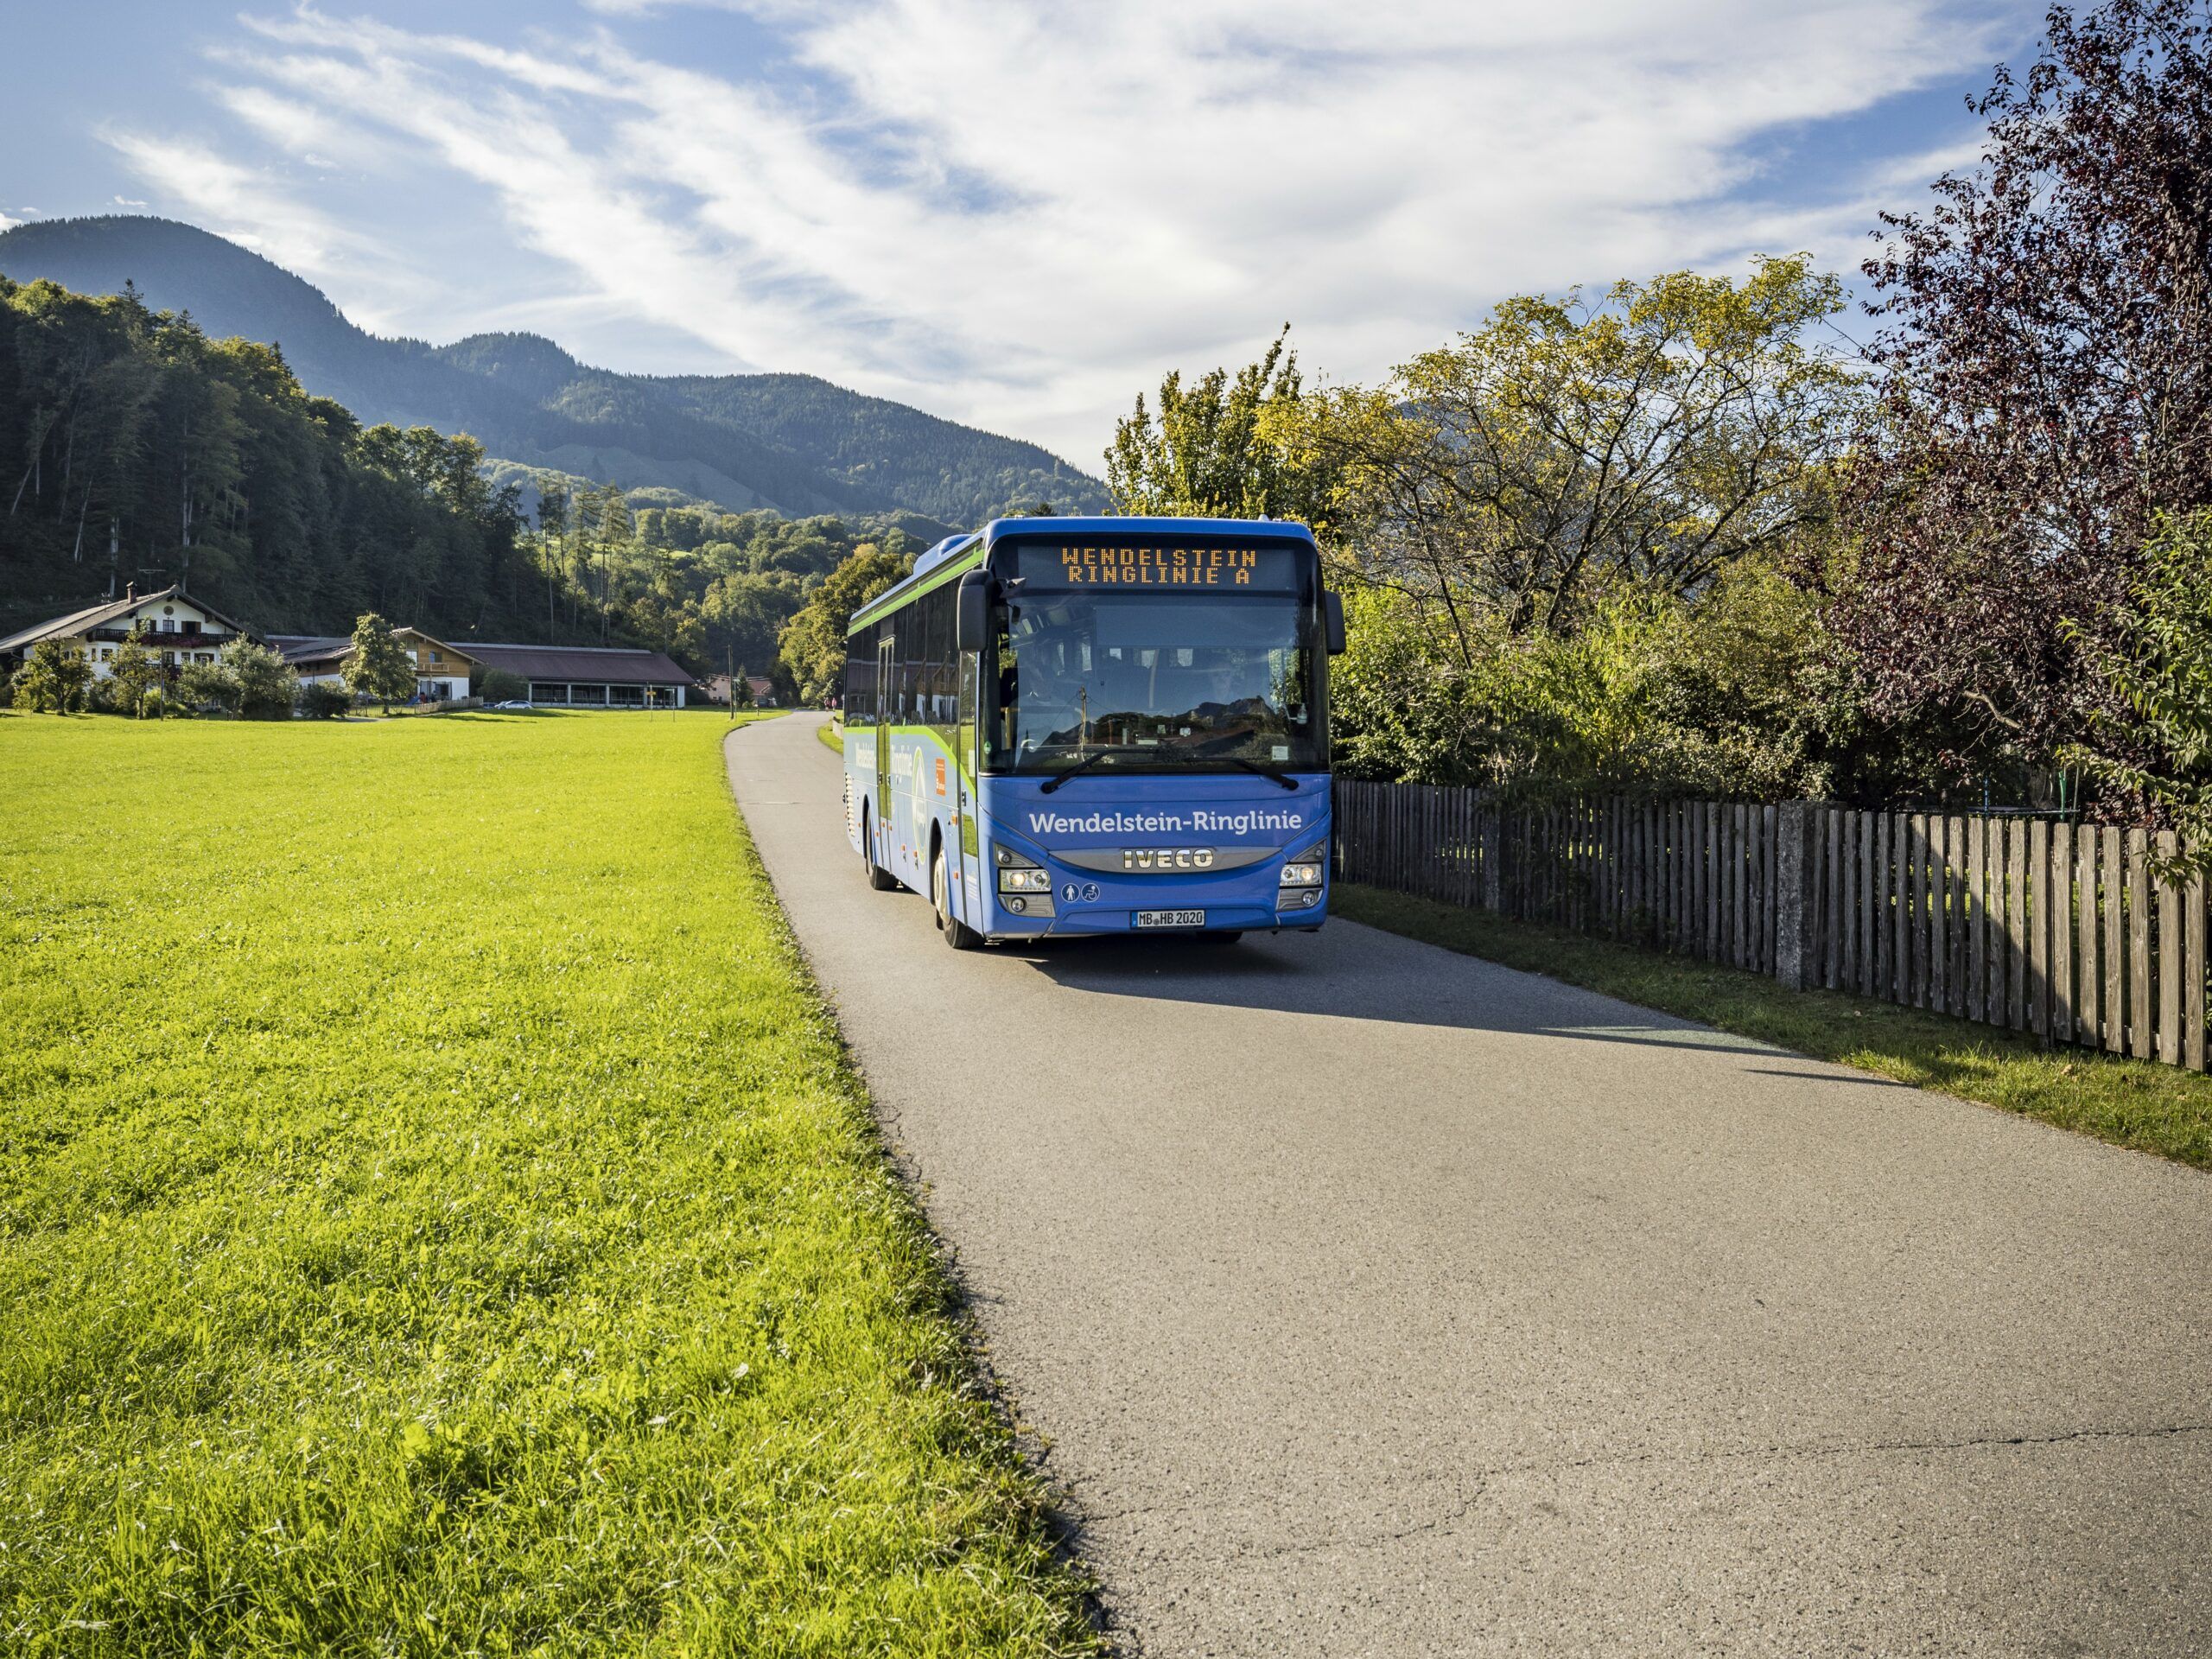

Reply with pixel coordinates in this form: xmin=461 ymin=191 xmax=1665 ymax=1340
xmin=196 ymin=652 xmax=212 ymax=664
xmin=161 ymin=618 xmax=176 ymax=633
xmin=99 ymin=648 xmax=113 ymax=661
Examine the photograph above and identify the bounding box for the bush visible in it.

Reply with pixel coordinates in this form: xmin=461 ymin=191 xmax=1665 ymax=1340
xmin=476 ymin=666 xmax=528 ymax=702
xmin=175 ymin=659 xmax=243 ymax=716
xmin=297 ymin=681 xmax=353 ymax=720
xmin=10 ymin=639 xmax=92 ymax=713
xmin=225 ymin=639 xmax=302 ymax=719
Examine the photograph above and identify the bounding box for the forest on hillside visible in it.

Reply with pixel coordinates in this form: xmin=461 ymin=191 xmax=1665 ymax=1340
xmin=0 ymin=275 xmax=933 ymax=684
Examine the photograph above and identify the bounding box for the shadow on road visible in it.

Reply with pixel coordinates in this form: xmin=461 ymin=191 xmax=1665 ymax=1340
xmin=997 ymin=929 xmax=1796 ymax=1058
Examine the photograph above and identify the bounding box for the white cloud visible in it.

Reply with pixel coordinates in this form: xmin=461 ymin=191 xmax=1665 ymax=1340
xmin=111 ymin=195 xmax=148 ymax=207
xmin=181 ymin=2 xmax=2018 ymax=461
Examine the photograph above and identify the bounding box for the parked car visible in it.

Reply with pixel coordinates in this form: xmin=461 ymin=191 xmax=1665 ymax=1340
xmin=493 ymin=699 xmax=532 ymax=710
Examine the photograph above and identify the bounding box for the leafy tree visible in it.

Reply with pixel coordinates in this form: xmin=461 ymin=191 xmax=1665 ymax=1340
xmin=226 ymin=638 xmax=300 ymax=718
xmin=778 ymin=543 xmax=910 ymax=705
xmin=729 ymin=665 xmax=755 ymax=709
xmin=175 ymin=655 xmax=242 ymax=715
xmin=1832 ymin=0 xmax=2212 ymax=787
xmin=1106 ymin=327 xmax=1326 ymax=527
xmin=11 ymin=637 xmax=92 ymax=712
xmin=1306 ymin=257 xmax=1860 ymax=638
xmin=476 ymin=666 xmax=528 ymax=702
xmin=106 ymin=626 xmax=160 ymax=718
xmin=342 ymin=613 xmax=416 ymax=712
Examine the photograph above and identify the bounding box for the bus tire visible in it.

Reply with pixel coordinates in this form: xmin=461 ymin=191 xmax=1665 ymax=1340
xmin=934 ymin=843 xmax=980 ymax=950
xmin=863 ymin=810 xmax=898 ymax=891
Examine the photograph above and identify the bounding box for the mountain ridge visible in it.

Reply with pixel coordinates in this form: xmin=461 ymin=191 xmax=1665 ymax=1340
xmin=0 ymin=215 xmax=1108 ymax=525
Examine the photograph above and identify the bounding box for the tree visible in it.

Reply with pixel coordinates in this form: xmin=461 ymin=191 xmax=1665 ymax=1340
xmin=1832 ymin=0 xmax=2212 ymax=788
xmin=105 ymin=626 xmax=160 ymax=718
xmin=778 ymin=542 xmax=910 ymax=704
xmin=476 ymin=666 xmax=528 ymax=702
xmin=729 ymin=665 xmax=755 ymax=709
xmin=2066 ymin=512 xmax=2212 ymax=853
xmin=10 ymin=637 xmax=92 ymax=712
xmin=226 ymin=638 xmax=300 ymax=718
xmin=342 ymin=612 xmax=416 ymax=712
xmin=1305 ymin=257 xmax=1860 ymax=639
xmin=1106 ymin=327 xmax=1327 ymax=527
xmin=175 ymin=656 xmax=242 ymax=715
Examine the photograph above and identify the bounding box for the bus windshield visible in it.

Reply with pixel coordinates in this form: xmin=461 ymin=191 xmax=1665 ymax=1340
xmin=986 ymin=587 xmax=1323 ymax=775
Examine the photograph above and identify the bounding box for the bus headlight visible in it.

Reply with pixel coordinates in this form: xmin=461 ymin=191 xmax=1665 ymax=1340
xmin=995 ymin=847 xmax=1051 ymax=893
xmin=1279 ymin=860 xmax=1324 ymax=888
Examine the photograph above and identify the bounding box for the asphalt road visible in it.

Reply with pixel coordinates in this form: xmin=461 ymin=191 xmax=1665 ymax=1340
xmin=727 ymin=713 xmax=2212 ymax=1657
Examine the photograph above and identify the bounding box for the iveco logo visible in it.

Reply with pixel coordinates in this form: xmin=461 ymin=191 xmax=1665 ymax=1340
xmin=1122 ymin=847 xmax=1216 ymax=870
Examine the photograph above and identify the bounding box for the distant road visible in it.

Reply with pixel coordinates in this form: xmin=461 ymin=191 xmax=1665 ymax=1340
xmin=728 ymin=713 xmax=2212 ymax=1658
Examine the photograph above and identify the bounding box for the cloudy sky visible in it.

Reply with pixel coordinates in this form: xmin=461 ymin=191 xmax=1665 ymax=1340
xmin=3 ymin=0 xmax=2037 ymax=467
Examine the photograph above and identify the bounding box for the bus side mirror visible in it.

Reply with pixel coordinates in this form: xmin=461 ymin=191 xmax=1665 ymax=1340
xmin=956 ymin=569 xmax=995 ymax=653
xmin=1323 ymin=590 xmax=1346 ymax=655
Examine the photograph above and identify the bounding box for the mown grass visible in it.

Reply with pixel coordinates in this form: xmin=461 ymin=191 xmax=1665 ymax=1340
xmin=0 ymin=709 xmax=1099 ymax=1656
xmin=815 ymin=718 xmax=843 ymax=753
xmin=1337 ymin=882 xmax=2212 ymax=1171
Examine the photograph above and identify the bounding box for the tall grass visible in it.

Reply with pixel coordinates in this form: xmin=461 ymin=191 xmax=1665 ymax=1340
xmin=0 ymin=710 xmax=1097 ymax=1656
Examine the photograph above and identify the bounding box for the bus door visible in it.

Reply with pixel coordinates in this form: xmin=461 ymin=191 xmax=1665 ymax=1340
xmin=874 ymin=631 xmax=894 ymax=848
xmin=956 ymin=647 xmax=981 ymax=920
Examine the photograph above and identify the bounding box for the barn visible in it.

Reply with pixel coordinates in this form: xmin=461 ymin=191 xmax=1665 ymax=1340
xmin=462 ymin=643 xmax=696 ymax=708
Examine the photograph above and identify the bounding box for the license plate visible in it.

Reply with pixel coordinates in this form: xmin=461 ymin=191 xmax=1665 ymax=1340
xmin=1135 ymin=909 xmax=1207 ymax=929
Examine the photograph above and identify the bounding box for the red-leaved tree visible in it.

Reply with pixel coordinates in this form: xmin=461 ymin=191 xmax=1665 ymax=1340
xmin=1831 ymin=0 xmax=2212 ymax=800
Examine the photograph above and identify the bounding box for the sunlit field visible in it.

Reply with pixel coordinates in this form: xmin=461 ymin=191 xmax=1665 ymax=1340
xmin=0 ymin=709 xmax=1096 ymax=1656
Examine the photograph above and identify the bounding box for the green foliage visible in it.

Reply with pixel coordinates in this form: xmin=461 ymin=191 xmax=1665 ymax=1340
xmin=1105 ymin=326 xmax=1328 ymax=527
xmin=0 ymin=711 xmax=1102 ymax=1653
xmin=9 ymin=639 xmax=92 ymax=714
xmin=225 ymin=637 xmax=300 ymax=719
xmin=778 ymin=543 xmax=912 ymax=705
xmin=173 ymin=656 xmax=242 ymax=716
xmin=475 ymin=666 xmax=528 ymax=702
xmin=1332 ymin=560 xmax=1836 ymax=800
xmin=296 ymin=679 xmax=352 ymax=719
xmin=105 ymin=627 xmax=161 ymax=719
xmin=342 ymin=613 xmax=415 ymax=711
xmin=2066 ymin=509 xmax=2212 ymax=853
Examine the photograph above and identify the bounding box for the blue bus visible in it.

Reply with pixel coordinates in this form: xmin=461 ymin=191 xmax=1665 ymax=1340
xmin=841 ymin=516 xmax=1345 ymax=948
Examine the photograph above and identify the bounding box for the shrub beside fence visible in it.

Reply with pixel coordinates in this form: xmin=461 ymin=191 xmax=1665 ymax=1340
xmin=1332 ymin=780 xmax=2209 ymax=1072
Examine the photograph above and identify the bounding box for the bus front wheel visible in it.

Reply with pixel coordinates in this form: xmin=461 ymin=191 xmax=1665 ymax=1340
xmin=933 ymin=845 xmax=980 ymax=950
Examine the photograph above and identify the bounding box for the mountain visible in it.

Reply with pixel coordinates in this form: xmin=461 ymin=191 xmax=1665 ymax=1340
xmin=0 ymin=216 xmax=1109 ymax=526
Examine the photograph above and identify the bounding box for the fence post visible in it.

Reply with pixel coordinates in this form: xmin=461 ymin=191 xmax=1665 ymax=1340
xmin=1774 ymin=800 xmax=1817 ymax=990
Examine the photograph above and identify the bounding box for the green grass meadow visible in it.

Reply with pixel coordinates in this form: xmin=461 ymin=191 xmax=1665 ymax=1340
xmin=0 ymin=710 xmax=1098 ymax=1656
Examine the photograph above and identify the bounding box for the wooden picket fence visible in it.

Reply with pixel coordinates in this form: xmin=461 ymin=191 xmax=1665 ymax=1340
xmin=1332 ymin=780 xmax=2209 ymax=1071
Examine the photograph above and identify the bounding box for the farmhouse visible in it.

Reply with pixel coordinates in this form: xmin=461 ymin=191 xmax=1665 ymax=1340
xmin=0 ymin=583 xmax=257 ymax=681
xmin=461 ymin=643 xmax=695 ymax=708
xmin=269 ymin=629 xmax=479 ymax=702
xmin=706 ymin=672 xmax=778 ymax=707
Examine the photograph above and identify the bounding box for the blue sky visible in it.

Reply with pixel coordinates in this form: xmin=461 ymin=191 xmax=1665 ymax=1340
xmin=2 ymin=1 xmax=2041 ymax=466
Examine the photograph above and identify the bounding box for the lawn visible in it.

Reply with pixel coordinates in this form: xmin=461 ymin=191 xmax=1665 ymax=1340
xmin=1337 ymin=883 xmax=2212 ymax=1171
xmin=0 ymin=709 xmax=1098 ymax=1656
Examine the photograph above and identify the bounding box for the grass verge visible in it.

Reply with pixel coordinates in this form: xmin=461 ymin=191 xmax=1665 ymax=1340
xmin=816 ymin=717 xmax=844 ymax=753
xmin=0 ymin=709 xmax=1099 ymax=1656
xmin=1336 ymin=882 xmax=2212 ymax=1172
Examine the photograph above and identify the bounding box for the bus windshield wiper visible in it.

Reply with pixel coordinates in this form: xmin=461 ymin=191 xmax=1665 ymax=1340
xmin=1222 ymin=756 xmax=1301 ymax=791
xmin=1038 ymin=748 xmax=1134 ymax=793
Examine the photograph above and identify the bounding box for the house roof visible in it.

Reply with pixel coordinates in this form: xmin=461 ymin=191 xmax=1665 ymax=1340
xmin=461 ymin=642 xmax=695 ymax=685
xmin=268 ymin=634 xmax=354 ymax=666
xmin=268 ymin=628 xmax=481 ymax=671
xmin=0 ymin=584 xmax=257 ymax=656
